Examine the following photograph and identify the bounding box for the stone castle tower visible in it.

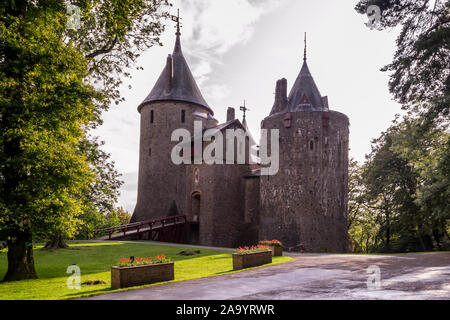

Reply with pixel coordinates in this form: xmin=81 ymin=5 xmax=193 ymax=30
xmin=132 ymin=28 xmax=216 ymax=223
xmin=131 ymin=25 xmax=349 ymax=252
xmin=259 ymin=48 xmax=349 ymax=252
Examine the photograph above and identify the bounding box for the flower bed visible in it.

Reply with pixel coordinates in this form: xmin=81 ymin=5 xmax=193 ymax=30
xmin=111 ymin=255 xmax=174 ymax=289
xmin=259 ymin=240 xmax=283 ymax=256
xmin=233 ymin=246 xmax=272 ymax=270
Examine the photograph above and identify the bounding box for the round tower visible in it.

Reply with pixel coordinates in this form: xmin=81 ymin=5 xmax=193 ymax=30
xmin=259 ymin=48 xmax=349 ymax=252
xmin=132 ymin=30 xmax=215 ymax=223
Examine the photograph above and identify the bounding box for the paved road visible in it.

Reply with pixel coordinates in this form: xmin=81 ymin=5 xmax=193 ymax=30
xmin=83 ymin=252 xmax=450 ymax=300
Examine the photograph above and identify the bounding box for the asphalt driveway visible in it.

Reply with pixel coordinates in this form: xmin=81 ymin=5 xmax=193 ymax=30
xmin=83 ymin=252 xmax=450 ymax=300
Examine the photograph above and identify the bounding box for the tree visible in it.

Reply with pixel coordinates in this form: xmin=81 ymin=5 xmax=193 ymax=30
xmin=361 ymin=120 xmax=449 ymax=252
xmin=355 ymin=0 xmax=449 ymax=124
xmin=0 ymin=10 xmax=98 ymax=280
xmin=355 ymin=0 xmax=450 ymax=252
xmin=348 ymin=159 xmax=365 ymax=230
xmin=347 ymin=159 xmax=380 ymax=253
xmin=0 ymin=0 xmax=170 ymax=281
xmin=43 ymin=136 xmax=124 ymax=249
xmin=68 ymin=0 xmax=171 ymax=109
xmin=389 ymin=117 xmax=450 ymax=249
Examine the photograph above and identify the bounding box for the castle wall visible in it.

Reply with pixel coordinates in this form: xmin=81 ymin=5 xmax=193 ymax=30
xmin=244 ymin=176 xmax=260 ymax=225
xmin=242 ymin=175 xmax=261 ymax=245
xmin=185 ymin=164 xmax=250 ymax=248
xmin=259 ymin=110 xmax=349 ymax=252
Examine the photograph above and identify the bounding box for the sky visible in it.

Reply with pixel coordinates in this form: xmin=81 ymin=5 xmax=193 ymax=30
xmin=93 ymin=0 xmax=403 ymax=213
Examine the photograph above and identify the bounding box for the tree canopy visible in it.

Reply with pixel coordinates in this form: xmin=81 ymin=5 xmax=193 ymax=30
xmin=351 ymin=0 xmax=450 ymax=253
xmin=356 ymin=0 xmax=449 ymax=125
xmin=0 ymin=0 xmax=170 ymax=280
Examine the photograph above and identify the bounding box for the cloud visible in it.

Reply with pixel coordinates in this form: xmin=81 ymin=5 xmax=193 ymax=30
xmin=102 ymin=0 xmax=282 ymax=213
xmin=203 ymin=84 xmax=232 ymax=102
xmin=175 ymin=0 xmax=281 ymax=91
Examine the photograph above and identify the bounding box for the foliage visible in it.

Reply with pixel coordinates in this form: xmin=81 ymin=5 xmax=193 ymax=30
xmin=389 ymin=117 xmax=450 ymax=250
xmin=75 ymin=207 xmax=131 ymax=240
xmin=259 ymin=240 xmax=282 ymax=247
xmin=66 ymin=0 xmax=172 ymax=110
xmin=349 ymin=121 xmax=449 ymax=253
xmin=74 ymin=136 xmax=125 ymax=239
xmin=236 ymin=245 xmax=271 ymax=255
xmin=0 ymin=10 xmax=98 ymax=242
xmin=0 ymin=0 xmax=171 ymax=280
xmin=354 ymin=0 xmax=450 ymax=253
xmin=355 ymin=0 xmax=449 ymax=121
xmin=347 ymin=159 xmax=380 ymax=253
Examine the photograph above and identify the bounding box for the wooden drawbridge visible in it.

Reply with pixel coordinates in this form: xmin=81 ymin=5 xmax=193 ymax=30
xmin=94 ymin=215 xmax=188 ymax=243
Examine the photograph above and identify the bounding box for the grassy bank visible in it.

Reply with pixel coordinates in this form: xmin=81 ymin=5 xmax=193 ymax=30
xmin=0 ymin=242 xmax=292 ymax=300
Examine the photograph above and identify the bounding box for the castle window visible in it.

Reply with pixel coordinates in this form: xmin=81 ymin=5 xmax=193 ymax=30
xmin=150 ymin=110 xmax=154 ymax=124
xmin=181 ymin=110 xmax=186 ymax=123
xmin=149 ymin=148 xmax=152 ymax=156
xmin=310 ymin=140 xmax=314 ymax=151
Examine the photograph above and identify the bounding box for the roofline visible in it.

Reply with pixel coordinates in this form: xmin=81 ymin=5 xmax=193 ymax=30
xmin=264 ymin=108 xmax=349 ymax=121
xmin=138 ymin=99 xmax=214 ymax=115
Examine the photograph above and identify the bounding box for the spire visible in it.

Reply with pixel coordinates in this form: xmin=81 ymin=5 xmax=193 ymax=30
xmin=173 ymin=9 xmax=182 ymax=53
xmin=285 ymin=34 xmax=328 ymax=112
xmin=303 ymin=32 xmax=307 ymax=62
xmin=138 ymin=9 xmax=213 ymax=115
xmin=175 ymin=8 xmax=181 ymax=36
xmin=240 ymin=100 xmax=250 ymax=122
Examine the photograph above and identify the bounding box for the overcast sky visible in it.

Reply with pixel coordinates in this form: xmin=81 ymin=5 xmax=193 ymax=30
xmin=93 ymin=0 xmax=403 ymax=213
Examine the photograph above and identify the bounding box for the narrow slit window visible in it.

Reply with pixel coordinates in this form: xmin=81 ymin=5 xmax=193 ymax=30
xmin=181 ymin=110 xmax=186 ymax=123
xmin=310 ymin=141 xmax=314 ymax=151
xmin=150 ymin=110 xmax=154 ymax=124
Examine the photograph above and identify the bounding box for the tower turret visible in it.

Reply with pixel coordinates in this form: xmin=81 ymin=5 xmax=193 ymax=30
xmin=259 ymin=36 xmax=349 ymax=252
xmin=132 ymin=23 xmax=213 ymax=223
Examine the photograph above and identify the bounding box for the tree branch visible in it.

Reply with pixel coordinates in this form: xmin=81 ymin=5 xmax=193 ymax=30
xmin=86 ymin=36 xmax=119 ymax=59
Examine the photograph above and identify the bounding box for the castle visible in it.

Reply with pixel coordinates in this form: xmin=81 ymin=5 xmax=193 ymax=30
xmin=131 ymin=28 xmax=349 ymax=252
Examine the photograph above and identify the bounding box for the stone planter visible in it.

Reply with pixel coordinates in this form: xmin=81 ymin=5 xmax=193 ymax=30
xmin=270 ymin=246 xmax=283 ymax=257
xmin=233 ymin=251 xmax=272 ymax=270
xmin=111 ymin=262 xmax=174 ymax=289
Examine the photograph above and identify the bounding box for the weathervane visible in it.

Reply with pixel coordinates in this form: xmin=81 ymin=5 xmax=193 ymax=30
xmin=171 ymin=8 xmax=182 ymax=35
xmin=240 ymin=100 xmax=250 ymax=122
xmin=303 ymin=32 xmax=307 ymax=62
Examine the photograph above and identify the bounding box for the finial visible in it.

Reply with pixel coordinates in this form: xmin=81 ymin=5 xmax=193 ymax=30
xmin=303 ymin=32 xmax=307 ymax=62
xmin=171 ymin=9 xmax=181 ymax=36
xmin=240 ymin=100 xmax=250 ymax=122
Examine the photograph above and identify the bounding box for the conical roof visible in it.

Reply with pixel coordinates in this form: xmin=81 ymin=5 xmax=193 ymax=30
xmin=287 ymin=60 xmax=326 ymax=112
xmin=138 ymin=34 xmax=213 ymax=115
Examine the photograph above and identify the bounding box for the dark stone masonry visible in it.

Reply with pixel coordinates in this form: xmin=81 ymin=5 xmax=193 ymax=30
xmin=131 ymin=30 xmax=349 ymax=252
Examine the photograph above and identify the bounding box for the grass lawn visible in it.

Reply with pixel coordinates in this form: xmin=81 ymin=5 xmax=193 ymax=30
xmin=0 ymin=242 xmax=292 ymax=300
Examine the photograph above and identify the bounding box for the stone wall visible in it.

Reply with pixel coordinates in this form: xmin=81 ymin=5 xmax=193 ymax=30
xmin=185 ymin=163 xmax=252 ymax=248
xmin=259 ymin=110 xmax=349 ymax=252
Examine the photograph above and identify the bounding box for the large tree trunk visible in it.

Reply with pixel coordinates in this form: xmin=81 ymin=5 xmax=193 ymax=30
xmin=43 ymin=235 xmax=69 ymax=251
xmin=3 ymin=231 xmax=38 ymax=282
